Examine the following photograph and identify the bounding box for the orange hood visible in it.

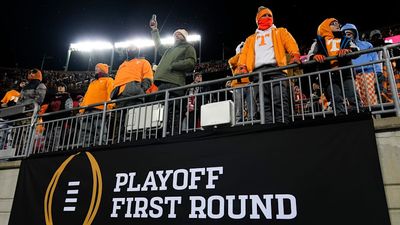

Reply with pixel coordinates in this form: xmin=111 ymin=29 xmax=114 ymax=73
xmin=317 ymin=18 xmax=337 ymax=39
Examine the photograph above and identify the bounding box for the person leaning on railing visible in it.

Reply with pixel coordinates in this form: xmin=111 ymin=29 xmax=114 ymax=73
xmin=341 ymin=23 xmax=380 ymax=106
xmin=237 ymin=6 xmax=301 ymax=124
xmin=309 ymin=18 xmax=359 ymax=115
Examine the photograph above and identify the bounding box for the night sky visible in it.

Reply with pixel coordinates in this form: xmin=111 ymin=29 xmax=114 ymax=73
xmin=1 ymin=0 xmax=399 ymax=70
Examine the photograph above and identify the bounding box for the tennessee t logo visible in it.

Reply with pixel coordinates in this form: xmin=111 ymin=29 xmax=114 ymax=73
xmin=257 ymin=34 xmax=270 ymax=46
xmin=326 ymin=39 xmax=341 ymax=52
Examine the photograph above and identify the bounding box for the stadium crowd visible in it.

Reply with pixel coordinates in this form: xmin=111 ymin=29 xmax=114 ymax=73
xmin=1 ymin=9 xmax=399 ymax=126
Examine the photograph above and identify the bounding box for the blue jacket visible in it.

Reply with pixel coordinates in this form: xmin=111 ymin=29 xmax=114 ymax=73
xmin=341 ymin=23 xmax=381 ymax=73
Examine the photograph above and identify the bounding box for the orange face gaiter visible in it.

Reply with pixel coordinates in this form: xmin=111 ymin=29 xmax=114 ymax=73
xmin=258 ymin=17 xmax=273 ymax=30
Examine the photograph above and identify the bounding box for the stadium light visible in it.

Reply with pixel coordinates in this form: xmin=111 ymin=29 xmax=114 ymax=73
xmin=188 ymin=34 xmax=201 ymax=42
xmin=69 ymin=41 xmax=114 ymax=52
xmin=65 ymin=41 xmax=114 ymax=71
xmin=114 ymin=34 xmax=202 ymax=64
xmin=65 ymin=34 xmax=201 ymax=71
xmin=115 ymin=34 xmax=201 ymax=49
xmin=114 ymin=38 xmax=155 ymax=49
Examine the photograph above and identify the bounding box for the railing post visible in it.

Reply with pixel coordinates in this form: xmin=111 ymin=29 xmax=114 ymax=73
xmin=162 ymin=91 xmax=170 ymax=137
xmin=258 ymin=72 xmax=265 ymax=124
xmin=26 ymin=102 xmax=40 ymax=157
xmin=382 ymin=46 xmax=400 ymax=117
xmin=99 ymin=102 xmax=108 ymax=145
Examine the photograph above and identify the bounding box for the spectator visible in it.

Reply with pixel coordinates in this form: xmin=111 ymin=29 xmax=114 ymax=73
xmin=237 ymin=6 xmax=301 ymax=124
xmin=369 ymin=29 xmax=386 ymax=96
xmin=229 ymin=41 xmax=257 ymax=122
xmin=43 ymin=82 xmax=73 ymax=149
xmin=382 ymin=60 xmax=400 ymax=103
xmin=19 ymin=69 xmax=47 ymax=107
xmin=150 ymin=19 xmax=197 ymax=93
xmin=112 ymin=46 xmax=153 ymax=107
xmin=80 ymin=63 xmax=114 ymax=113
xmin=73 ymin=95 xmax=83 ymax=108
xmin=1 ymin=80 xmax=26 ymax=108
xmin=182 ymin=72 xmax=208 ymax=130
xmin=45 ymin=82 xmax=73 ymax=119
xmin=80 ymin=63 xmax=114 ymax=146
xmin=341 ymin=23 xmax=380 ymax=106
xmin=150 ymin=17 xmax=197 ymax=132
xmin=309 ymin=18 xmax=359 ymax=114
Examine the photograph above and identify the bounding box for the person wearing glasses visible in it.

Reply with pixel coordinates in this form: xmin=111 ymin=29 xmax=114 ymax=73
xmin=309 ymin=18 xmax=359 ymax=115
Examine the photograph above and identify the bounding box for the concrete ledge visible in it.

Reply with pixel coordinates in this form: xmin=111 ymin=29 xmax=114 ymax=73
xmin=374 ymin=117 xmax=400 ymax=131
xmin=0 ymin=213 xmax=10 ymax=225
xmin=376 ymin=135 xmax=400 ymax=184
xmin=0 ymin=169 xmax=18 ymax=198
xmin=0 ymin=161 xmax=20 ymax=170
xmin=385 ymin=185 xmax=400 ymax=209
xmin=0 ymin=199 xmax=12 ymax=213
xmin=390 ymin=209 xmax=400 ymax=225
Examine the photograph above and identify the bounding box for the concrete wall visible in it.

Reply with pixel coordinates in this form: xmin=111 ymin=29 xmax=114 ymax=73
xmin=375 ymin=117 xmax=400 ymax=224
xmin=0 ymin=161 xmax=20 ymax=225
xmin=0 ymin=118 xmax=399 ymax=224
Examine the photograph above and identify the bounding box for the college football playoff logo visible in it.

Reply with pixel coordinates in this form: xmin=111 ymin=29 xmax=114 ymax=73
xmin=44 ymin=152 xmax=102 ymax=225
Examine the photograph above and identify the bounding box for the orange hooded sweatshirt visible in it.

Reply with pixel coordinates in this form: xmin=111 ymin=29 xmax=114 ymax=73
xmin=238 ymin=27 xmax=300 ymax=73
xmin=80 ymin=77 xmax=114 ymax=112
xmin=114 ymin=58 xmax=154 ymax=94
xmin=317 ymin=18 xmax=341 ymax=57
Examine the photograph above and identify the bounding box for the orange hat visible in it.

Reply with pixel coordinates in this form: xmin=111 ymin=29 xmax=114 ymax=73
xmin=28 ymin=68 xmax=42 ymax=81
xmin=256 ymin=6 xmax=273 ymax=23
xmin=96 ymin=63 xmax=109 ymax=74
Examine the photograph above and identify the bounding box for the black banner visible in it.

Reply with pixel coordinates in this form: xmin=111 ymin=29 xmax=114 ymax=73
xmin=9 ymin=118 xmax=391 ymax=225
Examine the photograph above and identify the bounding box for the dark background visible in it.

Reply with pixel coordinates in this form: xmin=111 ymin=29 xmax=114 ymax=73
xmin=1 ymin=0 xmax=399 ymax=70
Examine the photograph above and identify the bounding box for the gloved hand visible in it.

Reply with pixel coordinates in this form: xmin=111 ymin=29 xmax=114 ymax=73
xmin=313 ymin=54 xmax=326 ymax=63
xmin=141 ymin=78 xmax=152 ymax=92
xmin=338 ymin=49 xmax=352 ymax=57
xmin=289 ymin=53 xmax=301 ymax=64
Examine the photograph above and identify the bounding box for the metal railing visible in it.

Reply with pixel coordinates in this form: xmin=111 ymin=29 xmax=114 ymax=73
xmin=1 ymin=43 xmax=399 ymax=160
xmin=0 ymin=102 xmax=39 ymax=159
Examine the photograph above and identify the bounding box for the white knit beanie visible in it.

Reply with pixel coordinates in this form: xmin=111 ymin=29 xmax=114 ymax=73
xmin=174 ymin=29 xmax=189 ymax=40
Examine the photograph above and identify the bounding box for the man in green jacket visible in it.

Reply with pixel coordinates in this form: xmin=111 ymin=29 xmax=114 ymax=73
xmin=150 ymin=19 xmax=197 ymax=97
xmin=150 ymin=17 xmax=197 ymax=134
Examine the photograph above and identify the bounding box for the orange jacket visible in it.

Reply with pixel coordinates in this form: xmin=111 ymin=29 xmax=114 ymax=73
xmin=228 ymin=54 xmax=250 ymax=87
xmin=1 ymin=89 xmax=20 ymax=104
xmin=114 ymin=58 xmax=153 ymax=94
xmin=80 ymin=77 xmax=114 ymax=112
xmin=238 ymin=27 xmax=299 ymax=73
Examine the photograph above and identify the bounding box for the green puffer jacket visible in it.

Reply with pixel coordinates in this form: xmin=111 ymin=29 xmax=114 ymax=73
xmin=152 ymin=29 xmax=197 ymax=86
